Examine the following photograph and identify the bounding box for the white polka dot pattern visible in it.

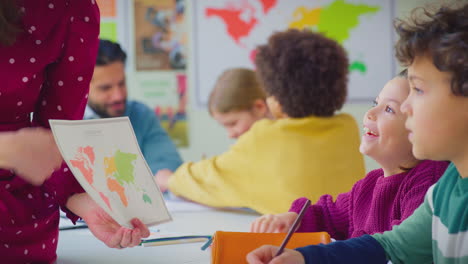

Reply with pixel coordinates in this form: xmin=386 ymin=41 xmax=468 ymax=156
xmin=0 ymin=0 xmax=100 ymax=261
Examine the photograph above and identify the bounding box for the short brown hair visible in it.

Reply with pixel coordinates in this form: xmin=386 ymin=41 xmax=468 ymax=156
xmin=255 ymin=29 xmax=348 ymax=117
xmin=394 ymin=3 xmax=468 ymax=96
xmin=208 ymin=68 xmax=266 ymax=114
xmin=0 ymin=0 xmax=22 ymax=46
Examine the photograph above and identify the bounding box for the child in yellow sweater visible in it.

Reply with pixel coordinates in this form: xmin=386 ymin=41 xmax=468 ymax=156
xmin=156 ymin=29 xmax=365 ymax=214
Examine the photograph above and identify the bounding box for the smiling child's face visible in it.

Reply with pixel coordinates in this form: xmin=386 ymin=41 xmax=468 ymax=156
xmin=360 ymin=77 xmax=415 ymax=170
xmin=401 ymin=55 xmax=468 ymax=163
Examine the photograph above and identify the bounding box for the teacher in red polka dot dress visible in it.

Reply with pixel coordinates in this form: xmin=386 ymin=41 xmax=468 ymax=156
xmin=0 ymin=1 xmax=149 ymax=263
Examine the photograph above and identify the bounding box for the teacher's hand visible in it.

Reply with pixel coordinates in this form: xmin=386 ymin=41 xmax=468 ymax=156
xmin=68 ymin=193 xmax=150 ymax=249
xmin=87 ymin=213 xmax=150 ymax=249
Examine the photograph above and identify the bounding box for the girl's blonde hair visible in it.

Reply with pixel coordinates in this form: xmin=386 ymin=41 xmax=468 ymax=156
xmin=208 ymin=68 xmax=266 ymax=114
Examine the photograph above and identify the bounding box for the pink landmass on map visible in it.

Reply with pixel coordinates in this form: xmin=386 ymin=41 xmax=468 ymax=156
xmin=258 ymin=0 xmax=277 ymax=13
xmin=99 ymin=192 xmax=112 ymax=211
xmin=82 ymin=146 xmax=95 ymax=165
xmin=70 ymin=146 xmax=95 ymax=185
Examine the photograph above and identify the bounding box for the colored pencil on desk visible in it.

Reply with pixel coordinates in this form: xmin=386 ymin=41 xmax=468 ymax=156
xmin=274 ymin=199 xmax=311 ymax=257
xmin=59 ymin=224 xmax=88 ymax=231
xmin=140 ymin=235 xmax=211 ymax=247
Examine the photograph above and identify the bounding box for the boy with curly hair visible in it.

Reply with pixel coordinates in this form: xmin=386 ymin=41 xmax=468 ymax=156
xmin=247 ymin=3 xmax=468 ymax=263
xmin=156 ymin=29 xmax=365 ymax=214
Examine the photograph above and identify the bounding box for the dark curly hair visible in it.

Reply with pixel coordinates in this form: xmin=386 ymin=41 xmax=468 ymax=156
xmin=394 ymin=3 xmax=468 ymax=96
xmin=254 ymin=29 xmax=348 ymax=117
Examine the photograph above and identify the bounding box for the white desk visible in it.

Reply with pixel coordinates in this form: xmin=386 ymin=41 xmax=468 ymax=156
xmin=57 ymin=209 xmax=259 ymax=264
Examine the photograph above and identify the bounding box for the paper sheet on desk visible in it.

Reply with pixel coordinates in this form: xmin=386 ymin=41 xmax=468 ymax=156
xmin=50 ymin=117 xmax=171 ymax=228
xmin=163 ymin=192 xmax=258 ymax=213
xmin=164 ymin=193 xmax=213 ymax=212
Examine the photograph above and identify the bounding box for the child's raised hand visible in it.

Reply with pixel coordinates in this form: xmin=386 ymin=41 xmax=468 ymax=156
xmin=246 ymin=245 xmax=305 ymax=264
xmin=250 ymin=212 xmax=298 ymax=233
xmin=4 ymin=127 xmax=63 ymax=185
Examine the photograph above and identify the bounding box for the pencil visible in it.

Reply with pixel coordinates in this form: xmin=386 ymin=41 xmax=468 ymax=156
xmin=59 ymin=224 xmax=88 ymax=231
xmin=274 ymin=199 xmax=311 ymax=257
xmin=142 ymin=237 xmax=210 ymax=247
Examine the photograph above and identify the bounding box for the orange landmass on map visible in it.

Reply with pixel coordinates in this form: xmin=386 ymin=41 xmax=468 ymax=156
xmin=107 ymin=178 xmax=128 ymax=207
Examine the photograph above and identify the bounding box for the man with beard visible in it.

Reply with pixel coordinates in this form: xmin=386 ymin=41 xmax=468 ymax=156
xmin=84 ymin=39 xmax=182 ymax=175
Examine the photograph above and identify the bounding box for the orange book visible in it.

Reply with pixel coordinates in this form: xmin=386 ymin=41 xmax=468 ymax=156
xmin=210 ymin=231 xmax=331 ymax=264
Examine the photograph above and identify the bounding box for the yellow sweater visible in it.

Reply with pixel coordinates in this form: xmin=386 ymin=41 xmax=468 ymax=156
xmin=169 ymin=113 xmax=365 ymax=214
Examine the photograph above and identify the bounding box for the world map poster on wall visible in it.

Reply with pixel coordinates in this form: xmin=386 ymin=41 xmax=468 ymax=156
xmin=192 ymin=0 xmax=395 ymax=107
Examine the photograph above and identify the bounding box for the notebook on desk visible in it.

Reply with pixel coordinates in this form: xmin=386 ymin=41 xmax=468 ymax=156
xmin=209 ymin=231 xmax=331 ymax=264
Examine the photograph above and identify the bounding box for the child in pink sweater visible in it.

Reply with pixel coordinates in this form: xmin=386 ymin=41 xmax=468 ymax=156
xmin=250 ymin=72 xmax=448 ymax=239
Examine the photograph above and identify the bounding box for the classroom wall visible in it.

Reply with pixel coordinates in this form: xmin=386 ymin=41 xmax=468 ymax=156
xmin=128 ymin=0 xmax=451 ymax=173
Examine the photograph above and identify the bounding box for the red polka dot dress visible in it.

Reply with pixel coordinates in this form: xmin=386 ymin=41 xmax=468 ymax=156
xmin=0 ymin=1 xmax=99 ymax=263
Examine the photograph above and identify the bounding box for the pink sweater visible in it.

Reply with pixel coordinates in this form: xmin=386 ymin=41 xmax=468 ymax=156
xmin=289 ymin=160 xmax=448 ymax=240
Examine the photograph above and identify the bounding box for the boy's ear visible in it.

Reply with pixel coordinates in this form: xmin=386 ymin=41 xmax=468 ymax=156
xmin=252 ymin=99 xmax=268 ymax=117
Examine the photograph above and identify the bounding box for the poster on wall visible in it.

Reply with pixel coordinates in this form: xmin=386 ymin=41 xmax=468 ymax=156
xmin=134 ymin=0 xmax=187 ymax=71
xmin=192 ymin=0 xmax=396 ymax=107
xmin=134 ymin=72 xmax=189 ymax=148
xmin=97 ymin=0 xmax=118 ymax=42
xmin=133 ymin=0 xmax=189 ymax=148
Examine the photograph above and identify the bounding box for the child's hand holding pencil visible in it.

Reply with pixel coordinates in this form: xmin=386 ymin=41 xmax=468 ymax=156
xmin=246 ymin=199 xmax=311 ymax=264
